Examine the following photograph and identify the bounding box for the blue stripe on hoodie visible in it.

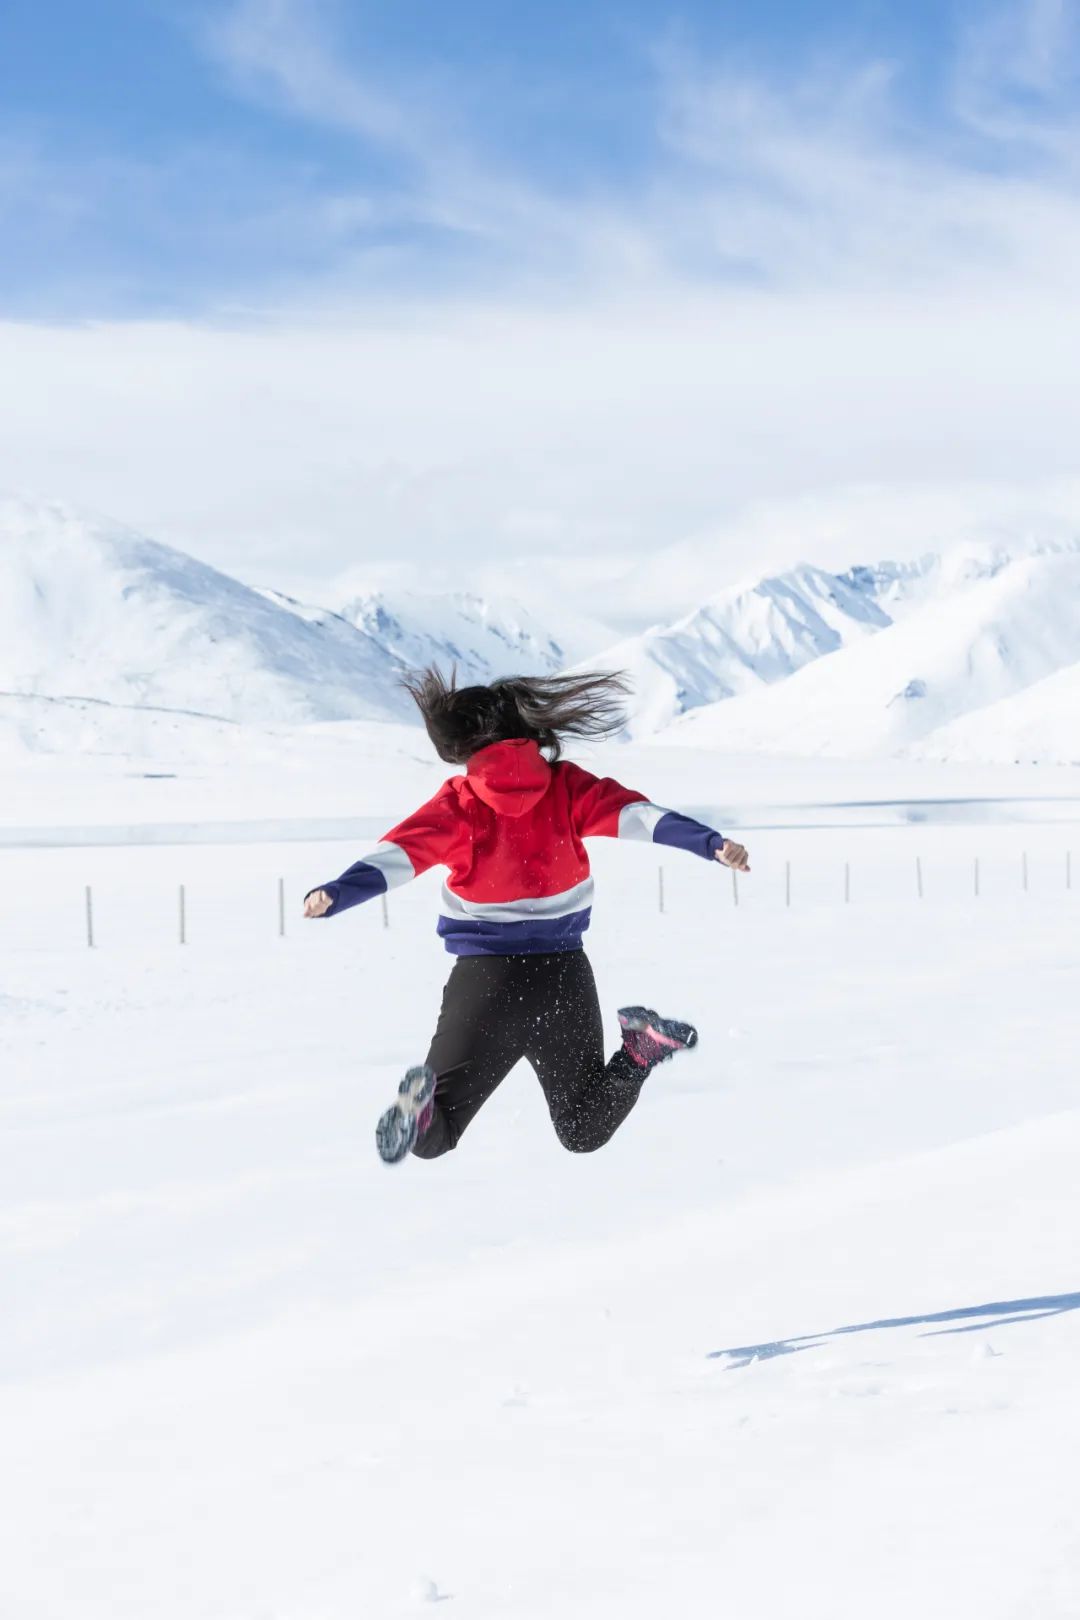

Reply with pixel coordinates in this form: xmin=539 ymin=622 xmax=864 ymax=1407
xmin=652 ymin=811 xmax=726 ymax=862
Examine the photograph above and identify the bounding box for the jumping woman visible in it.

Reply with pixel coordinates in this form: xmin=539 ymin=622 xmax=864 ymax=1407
xmin=303 ymin=670 xmax=750 ymax=1164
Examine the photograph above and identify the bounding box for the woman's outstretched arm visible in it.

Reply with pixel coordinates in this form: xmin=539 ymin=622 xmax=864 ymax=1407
xmin=561 ymin=761 xmax=750 ymax=873
xmin=304 ymin=782 xmax=461 ymax=918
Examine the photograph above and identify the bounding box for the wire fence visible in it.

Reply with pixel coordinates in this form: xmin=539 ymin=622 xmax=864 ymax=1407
xmin=46 ymin=846 xmax=1078 ymax=951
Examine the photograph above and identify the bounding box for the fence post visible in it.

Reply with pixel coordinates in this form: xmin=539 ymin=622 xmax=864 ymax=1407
xmin=658 ymin=866 xmax=665 ymax=914
xmin=915 ymin=857 xmax=923 ymax=900
xmin=785 ymin=861 xmax=791 ymax=908
xmin=278 ymin=877 xmax=286 ymax=938
xmin=380 ymin=892 xmax=390 ymax=929
xmin=179 ymin=884 xmax=186 ymax=945
xmin=85 ymin=885 xmax=95 ymax=948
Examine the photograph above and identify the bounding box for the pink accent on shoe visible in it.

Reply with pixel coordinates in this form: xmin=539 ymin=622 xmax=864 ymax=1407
xmin=621 ymin=1019 xmax=686 ymax=1069
xmin=622 ymin=1030 xmax=652 ymax=1067
xmin=416 ymin=1099 xmax=435 ymax=1136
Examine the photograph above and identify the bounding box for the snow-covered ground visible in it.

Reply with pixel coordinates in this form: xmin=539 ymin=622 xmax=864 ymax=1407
xmin=5 ymin=726 xmax=1080 ymax=841
xmin=4 ymin=805 xmax=1080 ymax=1618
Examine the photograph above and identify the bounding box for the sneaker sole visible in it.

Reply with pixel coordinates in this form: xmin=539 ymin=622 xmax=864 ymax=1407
xmin=375 ymin=1063 xmax=437 ymax=1165
xmin=617 ymin=1005 xmax=699 ymax=1053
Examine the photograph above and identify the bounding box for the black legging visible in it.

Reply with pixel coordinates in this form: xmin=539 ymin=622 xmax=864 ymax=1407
xmin=413 ymin=950 xmax=646 ymax=1158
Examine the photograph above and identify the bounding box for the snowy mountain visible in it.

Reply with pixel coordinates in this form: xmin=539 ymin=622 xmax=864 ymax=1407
xmin=6 ymin=494 xmax=1080 ymax=769
xmin=577 ymin=565 xmax=890 ymax=737
xmin=660 ymin=541 xmax=1080 ymax=761
xmin=0 ymin=499 xmax=565 ymax=760
xmin=0 ymin=498 xmax=414 ymax=751
xmin=838 ymin=535 xmax=1080 ymax=617
xmin=587 ymin=536 xmax=1080 ymax=744
xmin=338 ymin=588 xmax=564 ymax=684
xmin=914 ymin=662 xmax=1080 ymax=766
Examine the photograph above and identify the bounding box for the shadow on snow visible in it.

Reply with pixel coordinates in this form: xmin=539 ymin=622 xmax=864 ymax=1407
xmin=708 ymin=1291 xmax=1080 ymax=1368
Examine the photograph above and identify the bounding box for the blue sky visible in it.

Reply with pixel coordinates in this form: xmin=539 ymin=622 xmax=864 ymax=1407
xmin=2 ymin=0 xmax=1073 ymax=316
xmin=1 ymin=1 xmax=1079 ymax=590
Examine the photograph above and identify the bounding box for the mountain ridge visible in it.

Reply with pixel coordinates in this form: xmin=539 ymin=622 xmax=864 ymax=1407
xmin=5 ymin=494 xmax=1079 ymax=766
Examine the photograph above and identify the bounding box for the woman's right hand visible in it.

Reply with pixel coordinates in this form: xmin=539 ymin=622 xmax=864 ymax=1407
xmin=303 ymin=889 xmax=333 ymax=918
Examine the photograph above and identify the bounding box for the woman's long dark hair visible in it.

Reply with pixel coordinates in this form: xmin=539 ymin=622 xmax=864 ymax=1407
xmin=400 ymin=667 xmax=631 ymax=764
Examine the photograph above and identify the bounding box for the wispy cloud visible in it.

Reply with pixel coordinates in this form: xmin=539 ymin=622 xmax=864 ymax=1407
xmin=205 ymin=0 xmax=440 ymax=163
xmin=651 ymin=9 xmax=1080 ymax=290
xmin=191 ymin=0 xmax=1080 ymax=302
xmin=954 ymin=0 xmax=1079 ymax=143
xmin=200 ymin=0 xmax=588 ymax=269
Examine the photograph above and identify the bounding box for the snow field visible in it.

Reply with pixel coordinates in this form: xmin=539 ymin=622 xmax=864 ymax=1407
xmin=3 ymin=830 xmax=1080 ymax=1618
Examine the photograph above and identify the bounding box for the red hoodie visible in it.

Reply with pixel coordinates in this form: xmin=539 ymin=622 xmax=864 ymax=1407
xmin=313 ymin=738 xmax=725 ymax=955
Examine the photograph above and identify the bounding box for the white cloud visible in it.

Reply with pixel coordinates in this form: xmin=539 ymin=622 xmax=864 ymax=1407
xmin=3 ymin=270 xmax=1079 ymax=601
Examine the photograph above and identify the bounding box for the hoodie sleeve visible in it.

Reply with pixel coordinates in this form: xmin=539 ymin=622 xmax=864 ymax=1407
xmin=306 ymin=782 xmax=461 ymax=918
xmin=561 ymin=761 xmax=726 ymax=862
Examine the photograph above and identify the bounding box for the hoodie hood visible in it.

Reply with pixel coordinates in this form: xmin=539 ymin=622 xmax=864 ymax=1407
xmin=464 ymin=737 xmax=552 ymax=817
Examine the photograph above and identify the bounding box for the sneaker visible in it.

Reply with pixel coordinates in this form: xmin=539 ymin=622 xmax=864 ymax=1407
xmin=617 ymin=1006 xmax=699 ymax=1069
xmin=375 ymin=1064 xmax=437 ymax=1165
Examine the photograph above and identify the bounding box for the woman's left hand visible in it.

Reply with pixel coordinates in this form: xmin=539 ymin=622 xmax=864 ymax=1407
xmin=716 ymin=840 xmax=750 ymax=874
